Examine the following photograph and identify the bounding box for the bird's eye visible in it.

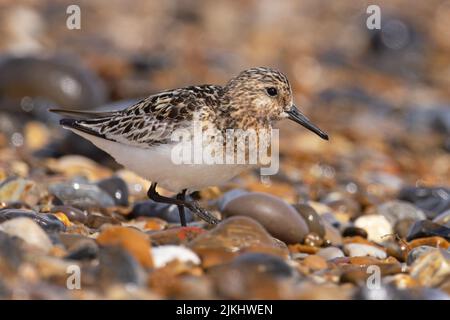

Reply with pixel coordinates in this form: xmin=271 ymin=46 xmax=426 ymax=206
xmin=266 ymin=87 xmax=278 ymax=97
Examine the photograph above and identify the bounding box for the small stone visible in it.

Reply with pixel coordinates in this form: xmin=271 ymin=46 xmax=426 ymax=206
xmin=293 ymin=204 xmax=325 ymax=237
xmin=433 ymin=210 xmax=450 ymax=228
xmin=222 ymin=192 xmax=309 ymax=244
xmin=375 ymin=200 xmax=426 ymax=226
xmin=152 ymin=245 xmax=200 ymax=268
xmin=65 ymin=240 xmax=98 ymax=261
xmin=49 ymin=180 xmax=115 ymax=210
xmin=394 ymin=218 xmax=416 ymax=238
xmin=149 ymin=226 xmax=206 ymax=246
xmin=408 ymin=236 xmax=449 ymax=250
xmin=406 ymin=220 xmax=450 ymax=241
xmin=303 ymin=255 xmax=328 ymax=271
xmin=407 ymin=246 xmax=437 ymax=266
xmin=398 ymin=186 xmax=450 ymax=219
xmin=189 ymin=217 xmax=289 ymax=268
xmin=343 ymin=243 xmax=387 ymax=259
xmin=129 ymin=200 xmax=194 ymax=224
xmin=0 ymin=177 xmax=42 ymax=207
xmin=96 ymin=176 xmax=129 ymax=206
xmin=323 ymin=220 xmax=343 ymax=246
xmin=317 ymin=247 xmax=345 ymax=260
xmin=303 ymin=232 xmax=323 ymax=247
xmin=0 ymin=231 xmax=24 ymax=274
xmin=1 ymin=217 xmax=52 ymax=252
xmin=354 ymin=214 xmax=393 ymax=243
xmin=97 ymin=226 xmax=153 ymax=268
xmin=98 ymin=246 xmax=145 ymax=286
xmin=410 ymin=249 xmax=450 ymax=287
xmin=0 ymin=208 xmax=66 ymax=232
xmin=86 ymin=214 xmax=121 ymax=229
xmin=342 ymin=226 xmax=368 ymax=239
xmin=50 ymin=205 xmax=88 ymax=224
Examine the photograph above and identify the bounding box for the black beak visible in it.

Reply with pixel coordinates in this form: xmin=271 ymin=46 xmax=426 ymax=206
xmin=286 ymin=105 xmax=329 ymax=140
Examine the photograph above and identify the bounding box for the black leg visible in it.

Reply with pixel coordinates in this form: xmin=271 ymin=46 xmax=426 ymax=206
xmin=176 ymin=189 xmax=187 ymax=227
xmin=147 ymin=183 xmax=219 ymax=225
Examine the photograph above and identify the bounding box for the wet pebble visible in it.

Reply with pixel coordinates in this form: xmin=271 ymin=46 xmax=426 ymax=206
xmin=50 ymin=205 xmax=88 ymax=224
xmin=343 ymin=243 xmax=387 ymax=259
xmin=222 ymin=192 xmax=309 ymax=244
xmin=129 ymin=200 xmax=194 ymax=224
xmin=96 ymin=176 xmax=129 ymax=207
xmin=1 ymin=217 xmax=53 ymax=252
xmin=49 ymin=180 xmax=115 ymax=210
xmin=0 ymin=208 xmax=66 ymax=233
xmin=406 ymin=220 xmax=450 ymax=241
xmin=398 ymin=186 xmax=450 ymax=219
xmin=293 ymin=204 xmax=325 ymax=237
xmin=342 ymin=226 xmax=368 ymax=239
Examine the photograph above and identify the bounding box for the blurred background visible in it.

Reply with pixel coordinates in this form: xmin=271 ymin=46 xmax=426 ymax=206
xmin=0 ymin=0 xmax=449 ymax=300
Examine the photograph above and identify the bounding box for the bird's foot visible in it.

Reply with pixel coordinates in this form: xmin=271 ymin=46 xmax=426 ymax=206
xmin=185 ymin=201 xmax=220 ymax=225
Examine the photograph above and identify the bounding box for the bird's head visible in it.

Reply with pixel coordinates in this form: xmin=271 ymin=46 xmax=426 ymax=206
xmin=224 ymin=67 xmax=328 ymax=140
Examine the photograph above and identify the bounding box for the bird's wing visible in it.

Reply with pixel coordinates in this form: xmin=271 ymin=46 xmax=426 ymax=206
xmin=52 ymin=86 xmax=221 ymax=148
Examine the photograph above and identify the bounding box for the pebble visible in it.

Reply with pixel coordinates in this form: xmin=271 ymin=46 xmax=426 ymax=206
xmin=322 ymin=220 xmax=343 ymax=246
xmin=96 ymin=226 xmax=153 ymax=268
xmin=1 ymin=218 xmax=53 ymax=252
xmin=398 ymin=186 xmax=450 ymax=219
xmin=343 ymin=243 xmax=387 ymax=259
xmin=354 ymin=214 xmax=393 ymax=243
xmin=342 ymin=226 xmax=368 ymax=239
xmin=49 ymin=180 xmax=115 ymax=210
xmin=0 ymin=178 xmax=42 ymax=207
xmin=0 ymin=230 xmax=24 ymax=273
xmin=152 ymin=245 xmax=201 ymax=268
xmin=406 ymin=220 xmax=450 ymax=241
xmin=375 ymin=200 xmax=426 ymax=226
xmin=293 ymin=204 xmax=325 ymax=237
xmin=317 ymin=247 xmax=345 ymax=261
xmin=433 ymin=210 xmax=450 ymax=228
xmin=96 ymin=176 xmax=129 ymax=207
xmin=410 ymin=249 xmax=450 ymax=287
xmin=0 ymin=209 xmax=66 ymax=233
xmin=222 ymin=192 xmax=309 ymax=244
xmin=150 ymin=226 xmax=205 ymax=246
xmin=302 ymin=255 xmax=328 ymax=271
xmin=406 ymin=246 xmax=436 ymax=266
xmin=394 ymin=218 xmax=416 ymax=238
xmin=189 ymin=217 xmax=289 ymax=268
xmin=129 ymin=200 xmax=194 ymax=224
xmin=50 ymin=205 xmax=88 ymax=224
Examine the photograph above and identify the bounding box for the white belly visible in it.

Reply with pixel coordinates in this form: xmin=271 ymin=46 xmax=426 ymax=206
xmin=71 ymin=129 xmax=250 ymax=192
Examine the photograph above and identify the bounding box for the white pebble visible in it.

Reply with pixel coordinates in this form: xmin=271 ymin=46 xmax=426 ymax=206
xmin=1 ymin=217 xmax=52 ymax=252
xmin=151 ymin=245 xmax=201 ymax=268
xmin=344 ymin=243 xmax=387 ymax=259
xmin=354 ymin=214 xmax=393 ymax=243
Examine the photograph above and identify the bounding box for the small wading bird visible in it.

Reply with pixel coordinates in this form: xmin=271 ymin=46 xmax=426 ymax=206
xmin=50 ymin=67 xmax=328 ymax=226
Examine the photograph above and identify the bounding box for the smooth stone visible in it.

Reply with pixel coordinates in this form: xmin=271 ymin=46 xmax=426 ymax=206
xmin=303 ymin=232 xmax=323 ymax=247
xmin=222 ymin=192 xmax=309 ymax=244
xmin=342 ymin=226 xmax=368 ymax=239
xmin=317 ymin=247 xmax=345 ymax=261
xmin=375 ymin=200 xmax=426 ymax=226
xmin=216 ymin=189 xmax=249 ymax=212
xmin=410 ymin=249 xmax=450 ymax=287
xmin=61 ymin=234 xmax=99 ymax=261
xmin=97 ymin=226 xmax=153 ymax=268
xmin=0 ymin=231 xmax=24 ymax=273
xmin=189 ymin=217 xmax=289 ymax=267
xmin=50 ymin=205 xmax=88 ymax=224
xmin=398 ymin=186 xmax=450 ymax=219
xmin=322 ymin=220 xmax=343 ymax=246
xmin=354 ymin=214 xmax=392 ymax=243
xmin=302 ymin=255 xmax=328 ymax=271
xmin=230 ymin=253 xmax=295 ymax=278
xmin=343 ymin=243 xmax=387 ymax=259
xmin=151 ymin=245 xmax=200 ymax=268
xmin=0 ymin=209 xmax=66 ymax=233
xmin=49 ymin=181 xmax=115 ymax=210
xmin=293 ymin=204 xmax=325 ymax=237
xmin=86 ymin=214 xmax=121 ymax=229
xmin=96 ymin=176 xmax=129 ymax=206
xmin=0 ymin=177 xmax=42 ymax=206
xmin=129 ymin=200 xmax=194 ymax=223
xmin=406 ymin=220 xmax=450 ymax=241
xmin=394 ymin=218 xmax=416 ymax=238
xmin=97 ymin=246 xmax=145 ymax=286
xmin=407 ymin=246 xmax=437 ymax=266
xmin=1 ymin=217 xmax=53 ymax=252
xmin=433 ymin=210 xmax=450 ymax=227
xmin=149 ymin=226 xmax=206 ymax=246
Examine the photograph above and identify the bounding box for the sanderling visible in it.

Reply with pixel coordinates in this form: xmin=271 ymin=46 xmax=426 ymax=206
xmin=50 ymin=67 xmax=328 ymax=226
